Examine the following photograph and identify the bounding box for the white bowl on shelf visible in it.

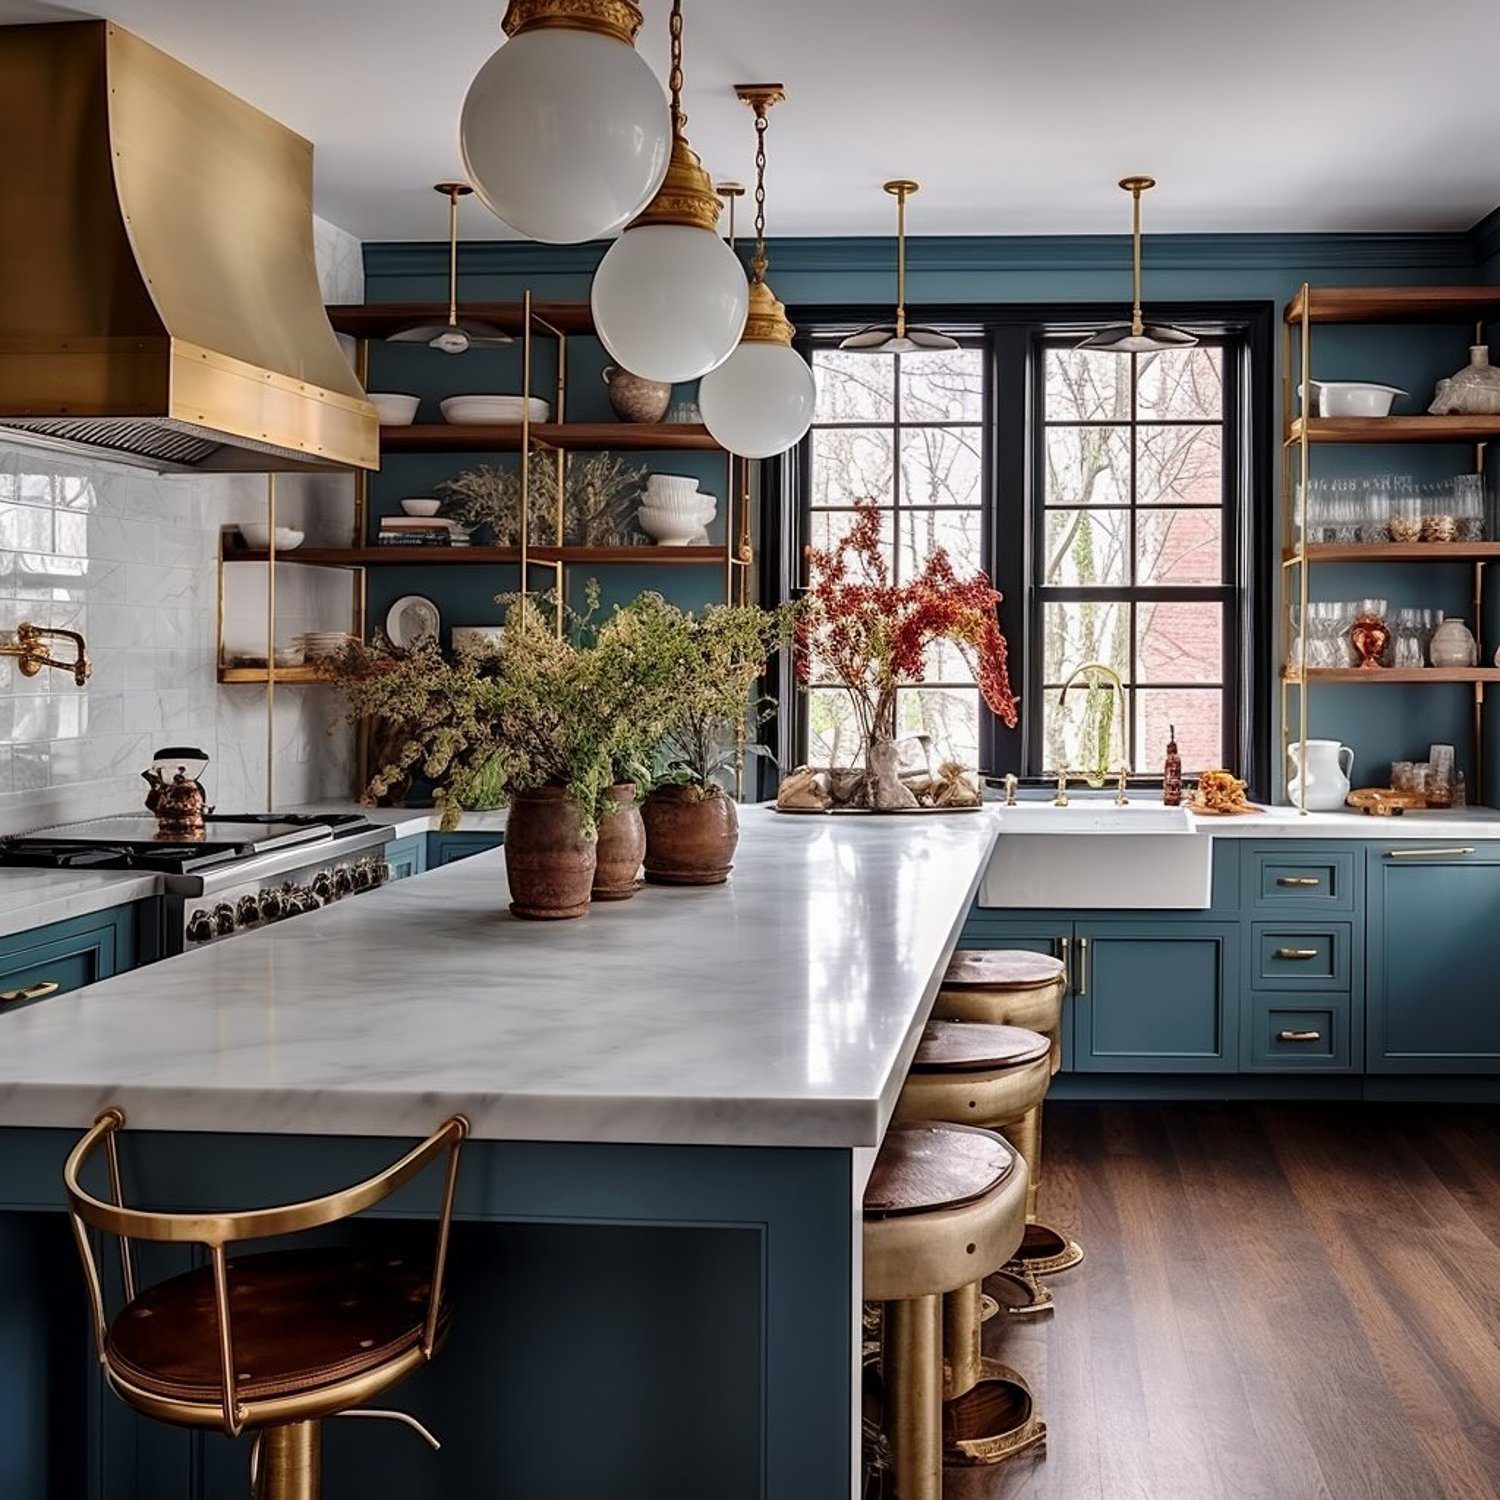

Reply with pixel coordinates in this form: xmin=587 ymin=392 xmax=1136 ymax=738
xmin=239 ymin=523 xmax=304 ymax=551
xmin=440 ymin=394 xmax=550 ymax=425
xmin=400 ymin=498 xmax=442 ymax=517
xmin=645 ymin=473 xmax=700 ymax=502
xmin=1297 ymin=381 xmax=1406 ymax=419
xmin=638 ymin=503 xmax=713 ymax=545
xmin=641 ymin=488 xmax=714 ymax=516
xmin=369 ymin=392 xmax=420 ymax=425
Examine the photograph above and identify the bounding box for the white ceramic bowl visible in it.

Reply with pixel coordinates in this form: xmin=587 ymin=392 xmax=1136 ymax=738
xmin=239 ymin=523 xmax=304 ymax=551
xmin=439 ymin=395 xmax=550 ymax=425
xmin=638 ymin=505 xmax=709 ymax=545
xmin=641 ymin=488 xmax=713 ymax=516
xmin=400 ymin=498 xmax=442 ymax=517
xmin=645 ymin=473 xmax=699 ymax=500
xmin=369 ymin=392 xmax=420 ymax=425
xmin=1298 ymin=381 xmax=1405 ymax=419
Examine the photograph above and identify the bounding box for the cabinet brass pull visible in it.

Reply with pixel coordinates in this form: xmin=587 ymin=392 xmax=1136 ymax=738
xmin=1058 ymin=936 xmax=1072 ymax=992
xmin=1277 ymin=1029 xmax=1322 ymax=1043
xmin=1075 ymin=937 xmax=1090 ymax=998
xmin=1385 ymin=847 xmax=1476 ymax=860
xmin=0 ymin=979 xmax=60 ymax=1003
xmin=1274 ymin=947 xmax=1320 ymax=960
xmin=1276 ymin=875 xmax=1321 ymax=888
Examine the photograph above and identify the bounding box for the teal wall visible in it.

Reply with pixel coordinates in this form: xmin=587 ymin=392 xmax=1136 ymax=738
xmin=364 ymin=218 xmax=1500 ymax=801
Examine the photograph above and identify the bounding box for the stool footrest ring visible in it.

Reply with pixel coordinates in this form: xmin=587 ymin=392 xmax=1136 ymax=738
xmin=1013 ymin=1221 xmax=1085 ymax=1277
xmin=983 ymin=1262 xmax=1054 ymax=1319
xmin=942 ymin=1358 xmax=1046 ymax=1467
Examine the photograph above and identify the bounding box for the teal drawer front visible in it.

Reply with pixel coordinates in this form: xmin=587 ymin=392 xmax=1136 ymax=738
xmin=1245 ymin=996 xmax=1352 ymax=1071
xmin=385 ymin=834 xmax=427 ymax=881
xmin=0 ymin=906 xmax=137 ymax=1015
xmin=428 ymin=831 xmax=505 ymax=867
xmin=1250 ymin=923 xmax=1351 ymax=990
xmin=1246 ymin=847 xmax=1359 ymax=913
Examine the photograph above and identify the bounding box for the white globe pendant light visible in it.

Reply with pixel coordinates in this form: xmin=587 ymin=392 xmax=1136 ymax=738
xmin=590 ymin=0 xmax=748 ymax=384
xmin=699 ymin=85 xmax=815 ymax=459
xmin=460 ymin=0 xmax=672 ymax=245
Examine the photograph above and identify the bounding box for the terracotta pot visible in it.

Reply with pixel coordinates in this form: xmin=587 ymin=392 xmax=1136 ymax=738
xmin=504 ymin=787 xmax=597 ymax=920
xmin=602 ymin=365 xmax=672 ymax=424
xmin=642 ymin=783 xmax=738 ymax=886
xmin=592 ymin=783 xmax=646 ymax=901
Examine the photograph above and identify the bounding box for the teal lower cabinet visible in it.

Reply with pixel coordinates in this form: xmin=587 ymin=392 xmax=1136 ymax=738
xmin=427 ymin=830 xmax=505 ymax=867
xmin=384 ymin=833 xmax=427 ymax=881
xmin=0 ymin=904 xmax=142 ymax=1014
xmin=1073 ymin=923 xmax=1240 ymax=1073
xmin=1366 ymin=843 xmax=1500 ymax=1074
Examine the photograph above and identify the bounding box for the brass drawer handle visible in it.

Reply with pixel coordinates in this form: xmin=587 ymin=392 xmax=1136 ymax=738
xmin=1385 ymin=847 xmax=1476 ymax=860
xmin=1075 ymin=936 xmax=1090 ymax=998
xmin=1277 ymin=1028 xmax=1322 ymax=1043
xmin=1276 ymin=876 xmax=1321 ymax=888
xmin=1274 ymin=947 xmax=1320 ymax=960
xmin=1 ymin=979 xmax=60 ymax=1003
xmin=1058 ymin=936 xmax=1072 ymax=992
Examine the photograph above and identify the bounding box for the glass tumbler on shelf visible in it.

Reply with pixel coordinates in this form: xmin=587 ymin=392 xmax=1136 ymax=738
xmin=1453 ymin=474 xmax=1486 ymax=542
xmin=1387 ymin=477 xmax=1422 ymax=542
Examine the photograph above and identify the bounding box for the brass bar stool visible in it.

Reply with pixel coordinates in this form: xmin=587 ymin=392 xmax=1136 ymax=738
xmin=864 ymin=1122 xmax=1044 ymax=1498
xmin=935 ymin=950 xmax=1084 ymax=1293
xmin=64 ymin=1109 xmax=468 ymax=1500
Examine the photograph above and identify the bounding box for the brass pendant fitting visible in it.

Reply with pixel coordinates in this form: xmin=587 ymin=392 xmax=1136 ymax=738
xmin=501 ymin=0 xmax=643 ymax=46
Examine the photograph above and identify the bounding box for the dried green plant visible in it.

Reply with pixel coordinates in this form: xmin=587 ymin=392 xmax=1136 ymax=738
xmin=436 ymin=453 xmax=649 ymax=546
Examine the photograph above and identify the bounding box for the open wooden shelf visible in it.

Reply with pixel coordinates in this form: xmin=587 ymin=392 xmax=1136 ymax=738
xmin=1283 ymin=542 xmax=1500 ymax=564
xmin=1282 ymin=666 xmax=1500 ymax=685
xmin=1284 ymin=415 xmax=1500 ymax=445
xmin=217 ymin=664 xmax=331 ymax=685
xmin=378 ymin=422 xmax=720 ymax=453
xmin=1284 ymin=286 xmax=1500 ymax=326
xmin=327 ymin=300 xmax=594 ymax=338
xmin=224 ymin=545 xmax=729 ymax=568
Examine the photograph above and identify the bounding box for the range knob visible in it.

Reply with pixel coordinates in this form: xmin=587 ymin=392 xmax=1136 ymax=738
xmin=211 ymin=903 xmax=237 ymax=938
xmin=185 ymin=908 xmax=214 ymax=944
xmin=351 ymin=860 xmax=374 ymax=892
xmin=258 ymin=888 xmax=285 ymax=922
xmin=331 ymin=864 xmax=354 ymax=897
xmin=235 ymin=894 xmax=261 ymax=927
xmin=310 ymin=870 xmax=334 ymax=903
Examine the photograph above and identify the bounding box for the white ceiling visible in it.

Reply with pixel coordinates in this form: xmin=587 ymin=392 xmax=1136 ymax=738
xmin=6 ymin=0 xmax=1499 ymax=242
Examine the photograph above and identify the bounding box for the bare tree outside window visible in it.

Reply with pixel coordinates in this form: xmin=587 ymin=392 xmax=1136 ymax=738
xmin=1039 ymin=341 xmax=1232 ymax=776
xmin=806 ymin=345 xmax=986 ymax=768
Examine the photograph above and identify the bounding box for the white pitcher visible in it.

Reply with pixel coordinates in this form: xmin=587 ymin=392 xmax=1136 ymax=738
xmin=1287 ymin=739 xmax=1354 ymax=811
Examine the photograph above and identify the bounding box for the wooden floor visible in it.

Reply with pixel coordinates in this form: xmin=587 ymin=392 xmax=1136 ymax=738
xmin=946 ymin=1103 xmax=1500 ymax=1500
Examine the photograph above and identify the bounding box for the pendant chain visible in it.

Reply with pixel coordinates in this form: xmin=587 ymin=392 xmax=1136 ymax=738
xmin=751 ymin=105 xmax=769 ymax=283
xmin=668 ymin=0 xmax=685 ymax=139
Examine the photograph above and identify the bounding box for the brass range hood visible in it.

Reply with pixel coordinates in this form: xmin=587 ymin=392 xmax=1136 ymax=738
xmin=0 ymin=21 xmax=377 ymax=473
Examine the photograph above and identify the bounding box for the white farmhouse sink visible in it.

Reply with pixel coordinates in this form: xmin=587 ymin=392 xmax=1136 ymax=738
xmin=980 ymin=801 xmax=1211 ymax=910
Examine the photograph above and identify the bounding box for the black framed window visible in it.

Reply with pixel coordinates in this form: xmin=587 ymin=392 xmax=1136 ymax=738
xmin=801 ymin=343 xmax=988 ymax=769
xmin=781 ymin=303 xmax=1269 ymax=794
xmin=1034 ymin=337 xmax=1237 ymax=777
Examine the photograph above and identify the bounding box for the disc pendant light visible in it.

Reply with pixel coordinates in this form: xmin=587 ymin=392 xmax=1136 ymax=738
xmin=1077 ymin=177 xmax=1196 ymax=353
xmin=460 ymin=0 xmax=671 ymax=244
xmin=699 ymin=85 xmax=816 ymax=459
xmin=388 ymin=184 xmax=513 ymax=354
xmin=590 ymin=0 xmax=748 ymax=384
xmin=840 ymin=181 xmax=957 ymax=354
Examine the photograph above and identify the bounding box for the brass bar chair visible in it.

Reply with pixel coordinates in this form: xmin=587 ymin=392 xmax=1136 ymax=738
xmin=935 ymin=950 xmax=1085 ymax=1297
xmin=64 ymin=1109 xmax=468 ymax=1500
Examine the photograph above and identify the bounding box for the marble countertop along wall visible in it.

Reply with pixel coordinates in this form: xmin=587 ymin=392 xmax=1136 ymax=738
xmin=0 ymin=809 xmax=999 ymax=1146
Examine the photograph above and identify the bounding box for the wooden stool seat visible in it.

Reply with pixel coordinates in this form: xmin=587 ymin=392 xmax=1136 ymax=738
xmin=108 ymin=1247 xmax=446 ymax=1411
xmin=942 ymin=950 xmax=1064 ymax=990
xmin=865 ymin=1121 xmax=1017 ymax=1219
xmin=911 ymin=1021 xmax=1050 ymax=1073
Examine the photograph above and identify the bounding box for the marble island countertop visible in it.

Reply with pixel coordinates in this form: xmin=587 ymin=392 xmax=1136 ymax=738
xmin=0 ymin=808 xmax=998 ymax=1147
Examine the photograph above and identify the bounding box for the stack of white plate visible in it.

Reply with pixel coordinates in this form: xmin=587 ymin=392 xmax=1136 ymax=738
xmin=294 ymin=631 xmax=356 ymax=660
xmin=439 ymin=395 xmax=551 ymax=425
xmin=638 ymin=476 xmax=716 ymax=546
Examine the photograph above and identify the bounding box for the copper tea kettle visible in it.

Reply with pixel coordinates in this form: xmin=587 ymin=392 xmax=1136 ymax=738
xmin=142 ymin=746 xmax=212 ymax=837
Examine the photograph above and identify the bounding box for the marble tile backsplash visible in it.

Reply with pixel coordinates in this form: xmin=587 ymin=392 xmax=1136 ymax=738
xmin=0 ymin=450 xmax=357 ymax=836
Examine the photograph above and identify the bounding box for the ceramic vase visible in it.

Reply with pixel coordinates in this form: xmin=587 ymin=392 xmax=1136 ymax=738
xmin=1430 ymin=617 xmax=1479 ymax=668
xmin=1429 ymin=346 xmax=1500 ymax=416
xmin=602 ymin=366 xmax=672 ymax=424
xmin=1287 ymin=739 xmax=1354 ymax=812
xmin=592 ymin=783 xmax=646 ymax=901
xmin=642 ymin=783 xmax=738 ymax=885
xmin=504 ymin=787 xmax=597 ymax=920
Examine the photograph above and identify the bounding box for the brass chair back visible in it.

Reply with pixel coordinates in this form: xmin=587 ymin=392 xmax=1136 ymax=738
xmin=64 ymin=1108 xmax=468 ymax=1438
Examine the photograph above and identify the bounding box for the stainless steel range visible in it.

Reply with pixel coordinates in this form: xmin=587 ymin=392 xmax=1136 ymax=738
xmin=0 ymin=813 xmax=397 ymax=954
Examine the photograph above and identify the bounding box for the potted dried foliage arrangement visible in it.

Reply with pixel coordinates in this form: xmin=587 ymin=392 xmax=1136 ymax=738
xmin=437 ymin=453 xmax=649 ymax=545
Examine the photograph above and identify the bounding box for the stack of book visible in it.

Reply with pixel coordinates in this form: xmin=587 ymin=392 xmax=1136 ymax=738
xmin=376 ymin=517 xmax=469 ymax=548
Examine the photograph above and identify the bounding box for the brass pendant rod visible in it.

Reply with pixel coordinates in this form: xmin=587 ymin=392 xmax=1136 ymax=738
xmin=1130 ymin=185 xmax=1143 ymax=337
xmin=265 ymin=474 xmax=276 ymax=813
xmin=447 ymin=188 xmax=460 ymax=329
xmin=895 ymin=187 xmax=908 ymax=339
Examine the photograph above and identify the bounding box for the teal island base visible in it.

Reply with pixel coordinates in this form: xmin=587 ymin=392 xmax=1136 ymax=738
xmin=0 ymin=1130 xmax=856 ymax=1500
